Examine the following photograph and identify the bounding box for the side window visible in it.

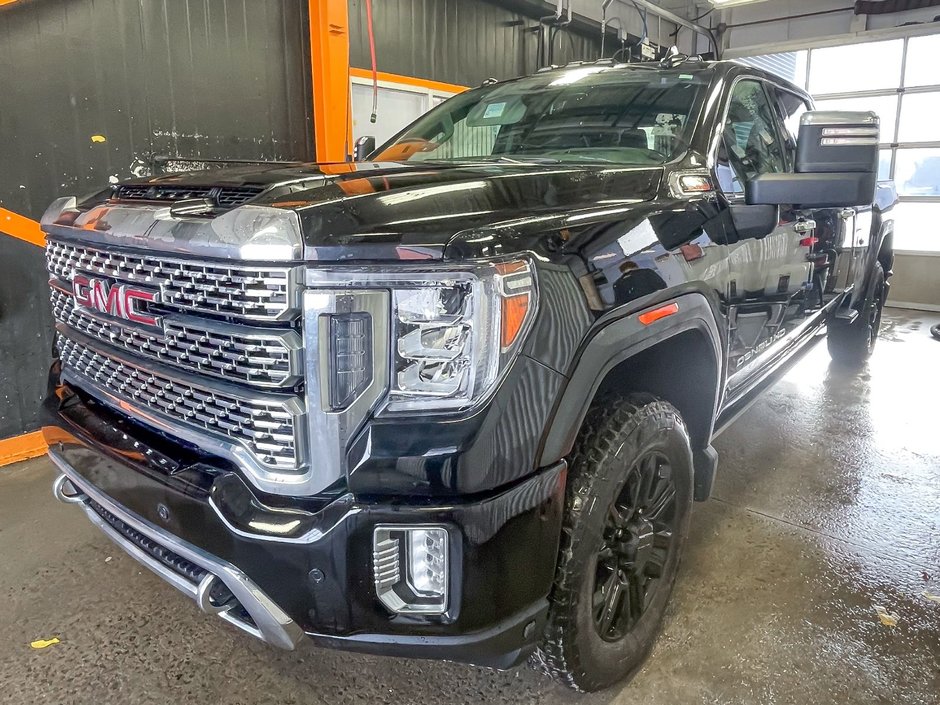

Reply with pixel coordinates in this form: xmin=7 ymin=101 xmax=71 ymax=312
xmin=716 ymin=80 xmax=788 ymax=196
xmin=772 ymin=87 xmax=810 ymax=169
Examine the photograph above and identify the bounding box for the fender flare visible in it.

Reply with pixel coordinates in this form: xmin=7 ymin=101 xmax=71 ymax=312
xmin=537 ymin=290 xmax=725 ymax=467
xmin=846 ymin=216 xmax=894 ymax=314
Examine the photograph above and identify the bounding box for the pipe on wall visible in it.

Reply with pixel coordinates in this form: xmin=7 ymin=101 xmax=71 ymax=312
xmin=627 ymin=0 xmax=719 ymax=55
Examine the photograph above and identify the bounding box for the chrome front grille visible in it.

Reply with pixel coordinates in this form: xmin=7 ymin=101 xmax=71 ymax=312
xmin=46 ymin=234 xmax=307 ymax=479
xmin=50 ymin=289 xmax=301 ymax=387
xmin=46 ymin=239 xmax=300 ymax=322
xmin=57 ymin=334 xmax=303 ymax=471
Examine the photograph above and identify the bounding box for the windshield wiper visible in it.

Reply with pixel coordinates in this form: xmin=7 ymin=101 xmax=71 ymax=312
xmin=476 ymin=155 xmax=562 ymax=165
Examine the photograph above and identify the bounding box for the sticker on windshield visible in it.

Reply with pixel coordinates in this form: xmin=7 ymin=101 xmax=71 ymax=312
xmin=483 ymin=102 xmax=507 ymax=119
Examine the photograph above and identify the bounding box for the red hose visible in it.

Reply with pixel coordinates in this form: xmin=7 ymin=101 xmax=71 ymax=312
xmin=365 ymin=0 xmax=378 ymax=123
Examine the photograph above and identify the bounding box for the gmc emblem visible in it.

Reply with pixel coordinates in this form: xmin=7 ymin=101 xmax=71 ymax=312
xmin=72 ymin=275 xmax=161 ymax=328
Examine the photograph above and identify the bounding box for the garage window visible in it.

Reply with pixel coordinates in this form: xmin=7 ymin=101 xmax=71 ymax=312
xmin=740 ymin=34 xmax=940 ymax=253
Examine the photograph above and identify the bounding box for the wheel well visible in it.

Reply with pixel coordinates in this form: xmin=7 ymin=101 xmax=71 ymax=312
xmin=591 ymin=330 xmax=719 ymax=451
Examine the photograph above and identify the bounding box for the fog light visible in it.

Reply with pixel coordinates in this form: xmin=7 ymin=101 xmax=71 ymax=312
xmin=373 ymin=525 xmax=449 ymax=614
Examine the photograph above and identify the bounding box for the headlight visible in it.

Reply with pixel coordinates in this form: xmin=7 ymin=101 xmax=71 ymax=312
xmin=300 ymin=259 xmax=537 ymax=495
xmin=305 ymin=258 xmax=537 ymax=417
xmin=387 ymin=259 xmax=536 ymax=412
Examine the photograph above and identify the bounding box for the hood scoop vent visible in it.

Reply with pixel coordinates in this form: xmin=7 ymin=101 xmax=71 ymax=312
xmin=114 ymin=184 xmax=264 ymax=209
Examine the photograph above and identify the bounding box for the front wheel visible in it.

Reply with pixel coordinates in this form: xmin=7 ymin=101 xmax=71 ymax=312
xmin=827 ymin=261 xmax=886 ymax=366
xmin=533 ymin=394 xmax=693 ymax=692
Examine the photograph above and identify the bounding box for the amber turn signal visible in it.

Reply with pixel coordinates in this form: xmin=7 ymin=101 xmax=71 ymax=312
xmin=638 ymin=302 xmax=679 ymax=326
xmin=495 ymin=261 xmax=535 ymax=351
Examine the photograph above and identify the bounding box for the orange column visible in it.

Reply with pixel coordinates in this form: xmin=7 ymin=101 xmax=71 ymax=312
xmin=308 ymin=0 xmax=351 ymax=163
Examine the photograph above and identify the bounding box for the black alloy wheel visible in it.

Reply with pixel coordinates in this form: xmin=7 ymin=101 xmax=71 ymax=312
xmin=592 ymin=451 xmax=677 ymax=642
xmin=534 ymin=394 xmax=693 ymax=692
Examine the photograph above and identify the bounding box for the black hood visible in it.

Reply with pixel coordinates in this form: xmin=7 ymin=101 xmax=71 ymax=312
xmin=123 ymin=161 xmax=664 ymax=261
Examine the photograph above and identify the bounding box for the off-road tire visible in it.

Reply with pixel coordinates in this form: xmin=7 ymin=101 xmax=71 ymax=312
xmin=533 ymin=394 xmax=694 ymax=692
xmin=827 ymin=261 xmax=886 ymax=366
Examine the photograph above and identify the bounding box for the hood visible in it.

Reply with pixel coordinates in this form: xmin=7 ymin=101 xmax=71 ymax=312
xmin=258 ymin=161 xmax=664 ymax=261
xmin=52 ymin=162 xmax=663 ymax=263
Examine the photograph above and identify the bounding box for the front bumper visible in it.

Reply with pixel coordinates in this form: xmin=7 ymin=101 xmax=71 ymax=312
xmin=42 ymin=391 xmax=566 ymax=668
xmin=50 ymin=461 xmax=304 ymax=650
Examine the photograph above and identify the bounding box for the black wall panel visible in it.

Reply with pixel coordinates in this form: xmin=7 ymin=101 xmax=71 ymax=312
xmin=0 ymin=0 xmax=314 ymax=439
xmin=349 ymin=0 xmax=603 ymax=87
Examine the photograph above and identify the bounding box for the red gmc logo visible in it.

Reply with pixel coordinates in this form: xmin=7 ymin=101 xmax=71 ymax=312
xmin=72 ymin=275 xmax=161 ymax=328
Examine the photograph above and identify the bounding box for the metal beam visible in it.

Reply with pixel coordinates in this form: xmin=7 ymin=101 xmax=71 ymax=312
xmin=627 ymin=0 xmax=718 ymax=53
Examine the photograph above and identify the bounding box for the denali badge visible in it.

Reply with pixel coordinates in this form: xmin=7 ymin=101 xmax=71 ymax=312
xmin=72 ymin=274 xmax=161 ymax=328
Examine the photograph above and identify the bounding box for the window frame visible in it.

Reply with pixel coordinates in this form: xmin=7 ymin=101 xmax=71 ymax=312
xmin=767 ymin=84 xmax=812 ymax=171
xmin=710 ymin=74 xmax=803 ymax=203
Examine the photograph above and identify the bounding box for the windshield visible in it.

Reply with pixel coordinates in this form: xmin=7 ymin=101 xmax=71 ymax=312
xmin=374 ymin=66 xmax=709 ymax=166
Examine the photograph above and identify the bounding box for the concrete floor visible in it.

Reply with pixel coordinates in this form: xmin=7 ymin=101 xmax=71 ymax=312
xmin=1 ymin=308 xmax=939 ymax=705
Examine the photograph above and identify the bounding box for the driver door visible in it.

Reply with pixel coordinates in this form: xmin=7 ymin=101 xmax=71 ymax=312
xmin=715 ymin=79 xmax=816 ymax=392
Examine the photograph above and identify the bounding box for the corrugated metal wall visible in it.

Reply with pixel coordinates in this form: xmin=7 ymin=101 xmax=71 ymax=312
xmin=0 ymin=0 xmax=314 ymax=439
xmin=349 ymin=0 xmax=604 ymax=87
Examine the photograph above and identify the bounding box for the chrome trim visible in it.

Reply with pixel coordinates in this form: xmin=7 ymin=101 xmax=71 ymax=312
xmin=45 ymin=235 xmax=304 ymax=323
xmin=668 ymin=169 xmax=714 ymax=199
xmin=820 ymin=137 xmax=879 ymax=146
xmin=372 ymin=524 xmax=450 ymax=615
xmin=52 ymin=473 xmax=87 ymax=504
xmin=41 ymin=199 xmax=305 ymax=262
xmin=303 ymin=289 xmax=390 ymax=495
xmin=196 ymin=574 xmax=234 ymax=615
xmin=49 ymin=451 xmax=304 ymax=650
xmin=54 ymin=328 xmax=325 ymax=497
xmin=57 ymin=367 xmax=311 ymax=496
xmin=50 ymin=286 xmax=304 ymax=388
xmin=801 ymin=110 xmax=879 ymax=127
xmin=820 ymin=127 xmax=880 ymax=137
xmin=206 ymin=493 xmax=361 ymax=545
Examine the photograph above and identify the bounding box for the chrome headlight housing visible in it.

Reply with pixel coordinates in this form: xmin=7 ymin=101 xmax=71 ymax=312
xmin=387 ymin=260 xmax=536 ymax=412
xmin=305 ymin=258 xmax=538 ymax=415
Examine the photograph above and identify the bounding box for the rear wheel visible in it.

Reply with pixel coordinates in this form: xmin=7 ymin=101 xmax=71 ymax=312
xmin=827 ymin=262 xmax=886 ymax=366
xmin=533 ymin=394 xmax=693 ymax=692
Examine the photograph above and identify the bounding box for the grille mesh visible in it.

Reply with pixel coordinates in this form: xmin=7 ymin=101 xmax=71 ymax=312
xmin=46 ymin=239 xmax=297 ymax=322
xmin=89 ymin=499 xmax=208 ymax=584
xmin=57 ymin=334 xmax=302 ymax=470
xmin=50 ymin=289 xmax=297 ymax=387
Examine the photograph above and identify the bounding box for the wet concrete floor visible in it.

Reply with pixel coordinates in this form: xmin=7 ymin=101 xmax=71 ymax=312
xmin=1 ymin=308 xmax=938 ymax=705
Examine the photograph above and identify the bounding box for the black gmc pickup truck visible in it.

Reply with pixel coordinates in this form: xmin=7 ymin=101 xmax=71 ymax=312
xmin=41 ymin=58 xmax=894 ymax=691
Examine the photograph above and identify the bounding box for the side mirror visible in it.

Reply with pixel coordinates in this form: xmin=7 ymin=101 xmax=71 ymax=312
xmin=353 ymin=135 xmax=376 ymax=162
xmin=746 ymin=111 xmax=879 ymax=209
xmin=727 ymin=203 xmax=779 ymax=241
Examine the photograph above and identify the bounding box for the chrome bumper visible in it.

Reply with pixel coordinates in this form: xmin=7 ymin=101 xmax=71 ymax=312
xmin=49 ymin=448 xmax=304 ymax=650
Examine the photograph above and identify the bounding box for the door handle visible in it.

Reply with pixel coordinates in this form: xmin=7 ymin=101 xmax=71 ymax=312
xmin=793 ymin=219 xmax=816 ymax=233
